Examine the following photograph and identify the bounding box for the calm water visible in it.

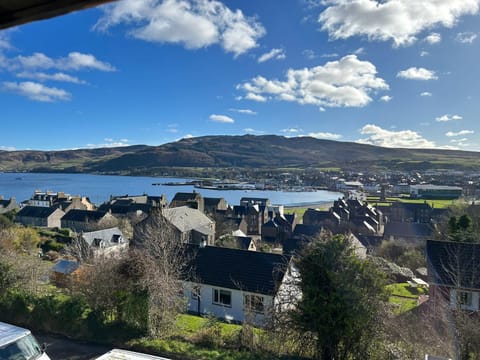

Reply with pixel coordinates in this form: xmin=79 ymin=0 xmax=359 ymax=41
xmin=0 ymin=172 xmax=342 ymax=207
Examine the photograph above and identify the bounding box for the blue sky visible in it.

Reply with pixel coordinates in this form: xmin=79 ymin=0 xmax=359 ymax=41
xmin=0 ymin=0 xmax=480 ymax=151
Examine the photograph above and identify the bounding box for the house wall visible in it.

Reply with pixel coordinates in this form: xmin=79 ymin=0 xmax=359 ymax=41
xmin=450 ymin=289 xmax=480 ymax=311
xmin=184 ymin=282 xmax=273 ymax=326
xmin=16 ymin=216 xmax=48 ymax=227
xmin=47 ymin=209 xmax=65 ymax=228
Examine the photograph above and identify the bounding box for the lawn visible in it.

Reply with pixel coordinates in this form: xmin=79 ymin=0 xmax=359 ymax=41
xmin=386 ymin=283 xmax=428 ymax=315
xmin=367 ymin=196 xmax=458 ymax=209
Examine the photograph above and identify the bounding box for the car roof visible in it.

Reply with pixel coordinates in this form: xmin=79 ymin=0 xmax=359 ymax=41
xmin=0 ymin=322 xmax=31 ymax=347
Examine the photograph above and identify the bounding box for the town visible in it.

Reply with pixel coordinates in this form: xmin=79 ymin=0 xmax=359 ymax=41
xmin=0 ymin=172 xmax=478 ymax=359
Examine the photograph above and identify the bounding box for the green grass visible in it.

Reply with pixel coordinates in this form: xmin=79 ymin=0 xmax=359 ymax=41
xmin=367 ymin=196 xmax=458 ymax=209
xmin=386 ymin=283 xmax=428 ymax=315
xmin=128 ymin=314 xmax=273 ymax=360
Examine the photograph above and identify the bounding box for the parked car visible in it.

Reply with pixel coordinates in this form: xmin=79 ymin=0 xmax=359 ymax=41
xmin=0 ymin=322 xmax=51 ymax=360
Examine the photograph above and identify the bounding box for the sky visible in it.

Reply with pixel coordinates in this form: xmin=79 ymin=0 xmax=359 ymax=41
xmin=0 ymin=0 xmax=480 ymax=151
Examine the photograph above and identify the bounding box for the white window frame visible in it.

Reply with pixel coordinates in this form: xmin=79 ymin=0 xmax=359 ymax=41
xmin=212 ymin=288 xmax=232 ymax=307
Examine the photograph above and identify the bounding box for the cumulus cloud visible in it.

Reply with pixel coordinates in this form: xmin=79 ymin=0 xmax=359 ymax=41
xmin=397 ymin=67 xmax=438 ymax=80
xmin=357 ymin=124 xmax=435 ymax=148
xmin=318 ymin=0 xmax=480 ymax=47
xmin=445 ymin=130 xmax=474 ymax=137
xmin=307 ymin=132 xmax=342 ymax=140
xmin=209 ymin=114 xmax=234 ymax=123
xmin=229 ymin=108 xmax=257 ymax=115
xmin=420 ymin=91 xmax=432 ymax=96
xmin=16 ymin=71 xmax=87 ymax=84
xmin=258 ymin=48 xmax=286 ymax=63
xmin=237 ymin=55 xmax=388 ymax=109
xmin=302 ymin=49 xmax=317 ymax=59
xmin=436 ymin=114 xmax=462 ymax=122
xmin=424 ymin=32 xmax=441 ymax=44
xmin=456 ymin=31 xmax=478 ymax=43
xmin=2 ymin=81 xmax=71 ymax=102
xmin=243 ymin=128 xmax=265 ymax=134
xmin=95 ymin=0 xmax=265 ymax=57
xmin=13 ymin=52 xmax=115 ymax=72
xmin=380 ymin=95 xmax=392 ymax=102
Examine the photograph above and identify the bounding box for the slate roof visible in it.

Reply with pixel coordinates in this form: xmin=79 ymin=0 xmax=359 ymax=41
xmin=16 ymin=205 xmax=58 ymax=218
xmin=171 ymin=192 xmax=201 ymax=202
xmin=426 ymin=240 xmax=480 ymax=290
xmin=292 ymin=224 xmax=321 ymax=238
xmin=162 ymin=206 xmax=214 ymax=235
xmin=82 ymin=227 xmax=124 ymax=247
xmin=384 ymin=222 xmax=433 ymax=238
xmin=61 ymin=209 xmax=107 ymax=222
xmin=186 ymin=245 xmax=288 ymax=295
xmin=51 ymin=260 xmax=80 ymax=275
xmin=204 ymin=197 xmax=224 ymax=206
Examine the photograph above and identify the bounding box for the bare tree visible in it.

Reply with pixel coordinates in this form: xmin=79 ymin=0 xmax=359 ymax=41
xmin=63 ymin=233 xmax=93 ymax=263
xmin=132 ymin=208 xmax=190 ymax=337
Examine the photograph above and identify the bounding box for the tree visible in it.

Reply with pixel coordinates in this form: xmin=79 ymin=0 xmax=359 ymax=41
xmin=291 ymin=234 xmax=387 ymax=360
xmin=132 ymin=208 xmax=190 ymax=336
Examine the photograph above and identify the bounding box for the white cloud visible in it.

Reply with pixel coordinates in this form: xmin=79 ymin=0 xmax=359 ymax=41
xmin=95 ymin=0 xmax=265 ymax=57
xmin=397 ymin=67 xmax=438 ymax=80
xmin=318 ymin=0 xmax=480 ymax=47
xmin=357 ymin=124 xmax=436 ymax=148
xmin=16 ymin=71 xmax=87 ymax=84
xmin=229 ymin=108 xmax=257 ymax=115
xmin=307 ymin=132 xmax=342 ymax=140
xmin=420 ymin=50 xmax=429 ymax=56
xmin=87 ymin=138 xmax=131 ymax=148
xmin=424 ymin=32 xmax=441 ymax=44
xmin=2 ymin=81 xmax=71 ymax=102
xmin=0 ymin=145 xmax=16 ymax=151
xmin=445 ymin=130 xmax=474 ymax=137
xmin=243 ymin=92 xmax=267 ymax=102
xmin=281 ymin=127 xmax=302 ymax=133
xmin=258 ymin=48 xmax=286 ymax=63
xmin=237 ymin=55 xmax=388 ymax=109
xmin=0 ymin=32 xmax=12 ymax=50
xmin=302 ymin=49 xmax=316 ymax=59
xmin=243 ymin=128 xmax=265 ymax=134
xmin=456 ymin=31 xmax=478 ymax=43
xmin=420 ymin=91 xmax=432 ymax=96
xmin=13 ymin=52 xmax=115 ymax=72
xmin=321 ymin=52 xmax=339 ymax=58
xmin=380 ymin=95 xmax=392 ymax=102
xmin=436 ymin=114 xmax=462 ymax=122
xmin=353 ymin=47 xmax=365 ymax=55
xmin=209 ymin=114 xmax=234 ymax=123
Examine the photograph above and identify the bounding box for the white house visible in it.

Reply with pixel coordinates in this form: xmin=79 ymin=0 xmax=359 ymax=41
xmin=184 ymin=245 xmax=290 ymax=326
xmin=81 ymin=227 xmax=127 ymax=258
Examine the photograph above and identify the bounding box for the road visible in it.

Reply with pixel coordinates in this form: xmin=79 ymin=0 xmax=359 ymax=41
xmin=36 ymin=334 xmax=111 ymax=360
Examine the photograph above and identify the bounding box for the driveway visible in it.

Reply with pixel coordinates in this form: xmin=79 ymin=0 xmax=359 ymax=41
xmin=36 ymin=334 xmax=111 ymax=360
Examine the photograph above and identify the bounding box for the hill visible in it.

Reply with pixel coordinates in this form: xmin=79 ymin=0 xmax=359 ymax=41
xmin=0 ymin=135 xmax=479 ymax=175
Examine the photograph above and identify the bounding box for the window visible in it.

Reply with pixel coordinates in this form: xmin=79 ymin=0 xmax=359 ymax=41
xmin=457 ymin=291 xmax=473 ymax=307
xmin=213 ymin=289 xmax=231 ymax=306
xmin=244 ymin=294 xmax=264 ymax=313
xmin=191 ymin=286 xmax=200 ymax=299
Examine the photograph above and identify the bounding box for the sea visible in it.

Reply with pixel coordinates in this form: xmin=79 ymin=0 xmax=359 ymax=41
xmin=0 ymin=172 xmax=342 ymax=207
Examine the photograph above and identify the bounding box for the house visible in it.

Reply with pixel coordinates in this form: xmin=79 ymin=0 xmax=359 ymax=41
xmin=61 ymin=209 xmax=115 ymax=232
xmin=27 ymin=190 xmax=95 ymax=210
xmin=240 ymin=197 xmax=271 ymax=207
xmin=184 ymin=245 xmax=289 ymax=325
xmin=427 ymin=239 xmax=480 ymax=311
xmin=15 ymin=206 xmax=64 ymax=228
xmin=203 ymin=197 xmax=228 ymax=215
xmin=160 ymin=206 xmax=215 ymax=246
xmin=98 ymin=194 xmax=168 ymax=219
xmin=50 ymin=259 xmax=80 ymax=287
xmin=230 ymin=204 xmax=268 ymax=235
xmin=0 ymin=197 xmax=19 ymax=214
xmin=384 ymin=222 xmax=434 ymax=243
xmin=170 ymin=192 xmax=204 ymax=212
xmin=388 ymin=202 xmax=433 ymax=223
xmin=81 ymin=227 xmax=127 ymax=257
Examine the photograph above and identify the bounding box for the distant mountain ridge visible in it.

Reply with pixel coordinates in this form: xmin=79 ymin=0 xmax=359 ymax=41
xmin=1 ymin=135 xmax=479 ymax=174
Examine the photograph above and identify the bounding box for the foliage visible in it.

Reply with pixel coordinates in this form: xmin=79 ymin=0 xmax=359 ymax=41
xmin=376 ymin=240 xmax=425 ymax=271
xmin=11 ymin=227 xmax=41 ymax=254
xmin=291 ymin=235 xmax=388 ymax=360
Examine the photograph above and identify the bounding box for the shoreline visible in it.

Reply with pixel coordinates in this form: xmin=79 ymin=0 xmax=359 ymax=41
xmin=283 ymin=201 xmax=334 ymax=210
